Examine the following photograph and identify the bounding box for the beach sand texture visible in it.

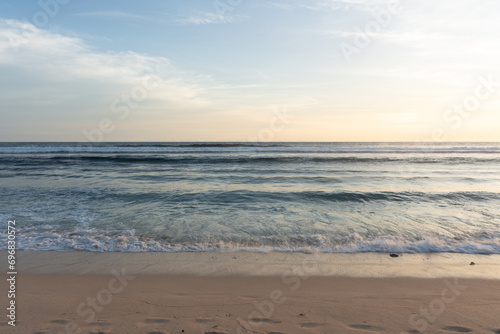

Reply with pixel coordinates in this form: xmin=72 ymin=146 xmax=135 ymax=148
xmin=2 ymin=251 xmax=499 ymax=333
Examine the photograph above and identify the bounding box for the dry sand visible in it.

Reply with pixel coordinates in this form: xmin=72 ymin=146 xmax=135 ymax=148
xmin=1 ymin=251 xmax=500 ymax=333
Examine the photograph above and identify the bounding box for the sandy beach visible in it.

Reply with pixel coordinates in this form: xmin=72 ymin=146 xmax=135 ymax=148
xmin=2 ymin=251 xmax=500 ymax=333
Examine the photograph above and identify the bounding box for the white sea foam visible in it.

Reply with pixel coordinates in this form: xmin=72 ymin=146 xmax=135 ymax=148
xmin=4 ymin=230 xmax=500 ymax=254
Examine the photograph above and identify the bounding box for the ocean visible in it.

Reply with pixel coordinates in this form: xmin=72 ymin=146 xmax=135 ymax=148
xmin=1 ymin=142 xmax=499 ymax=254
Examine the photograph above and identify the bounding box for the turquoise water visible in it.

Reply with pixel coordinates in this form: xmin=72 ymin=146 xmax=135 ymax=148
xmin=1 ymin=142 xmax=499 ymax=253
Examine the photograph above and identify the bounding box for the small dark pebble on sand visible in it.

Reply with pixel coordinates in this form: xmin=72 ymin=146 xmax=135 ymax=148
xmin=470 ymin=262 xmax=475 ymax=265
xmin=390 ymin=253 xmax=399 ymax=258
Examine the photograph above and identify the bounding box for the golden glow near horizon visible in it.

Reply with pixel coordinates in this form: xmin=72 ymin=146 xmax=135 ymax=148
xmin=1 ymin=0 xmax=500 ymax=142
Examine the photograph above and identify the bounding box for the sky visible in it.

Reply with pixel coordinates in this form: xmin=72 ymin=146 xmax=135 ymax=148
xmin=1 ymin=0 xmax=500 ymax=142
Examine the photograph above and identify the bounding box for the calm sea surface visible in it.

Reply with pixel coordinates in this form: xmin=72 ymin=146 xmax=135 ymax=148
xmin=1 ymin=142 xmax=499 ymax=253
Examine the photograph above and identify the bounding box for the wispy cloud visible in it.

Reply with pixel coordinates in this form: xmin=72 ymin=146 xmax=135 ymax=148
xmin=0 ymin=18 xmax=208 ymax=110
xmin=74 ymin=11 xmax=154 ymax=21
xmin=0 ymin=18 xmax=299 ymax=141
xmin=176 ymin=12 xmax=243 ymax=25
xmin=78 ymin=9 xmax=245 ymax=25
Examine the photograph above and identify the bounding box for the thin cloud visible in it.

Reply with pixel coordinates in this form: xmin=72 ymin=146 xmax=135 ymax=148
xmin=0 ymin=18 xmax=207 ymax=104
xmin=74 ymin=11 xmax=154 ymax=21
xmin=176 ymin=12 xmax=243 ymax=25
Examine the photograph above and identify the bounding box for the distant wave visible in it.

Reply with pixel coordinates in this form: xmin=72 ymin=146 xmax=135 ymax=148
xmin=164 ymin=190 xmax=500 ymax=204
xmin=4 ymin=188 xmax=497 ymax=204
xmin=127 ymin=143 xmax=283 ymax=148
xmin=1 ymin=142 xmax=500 ymax=155
xmin=1 ymin=155 xmax=500 ymax=167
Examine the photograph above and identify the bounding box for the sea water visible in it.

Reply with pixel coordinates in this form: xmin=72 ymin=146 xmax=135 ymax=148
xmin=1 ymin=142 xmax=499 ymax=253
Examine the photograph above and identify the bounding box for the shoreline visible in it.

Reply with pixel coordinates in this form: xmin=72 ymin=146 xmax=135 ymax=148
xmin=3 ymin=250 xmax=500 ymax=278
